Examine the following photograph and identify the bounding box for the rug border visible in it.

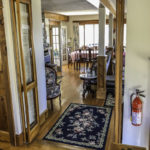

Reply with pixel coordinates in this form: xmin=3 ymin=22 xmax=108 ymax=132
xmin=43 ymin=103 xmax=112 ymax=150
xmin=104 ymin=94 xmax=115 ymax=107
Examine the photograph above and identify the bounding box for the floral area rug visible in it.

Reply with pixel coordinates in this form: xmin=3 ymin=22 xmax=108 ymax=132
xmin=104 ymin=94 xmax=115 ymax=107
xmin=44 ymin=103 xmax=112 ymax=150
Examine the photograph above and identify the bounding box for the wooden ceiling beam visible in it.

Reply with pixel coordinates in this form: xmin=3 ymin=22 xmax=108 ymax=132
xmin=49 ymin=21 xmax=60 ymax=26
xmin=100 ymin=0 xmax=116 ymax=16
xmin=44 ymin=12 xmax=69 ymax=21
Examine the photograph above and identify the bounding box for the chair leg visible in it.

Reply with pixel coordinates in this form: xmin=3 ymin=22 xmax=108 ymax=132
xmin=59 ymin=95 xmax=61 ymax=107
xmin=50 ymin=99 xmax=53 ymax=111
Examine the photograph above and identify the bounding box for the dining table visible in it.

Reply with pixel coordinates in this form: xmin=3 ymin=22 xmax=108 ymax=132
xmin=70 ymin=49 xmax=99 ymax=63
xmin=80 ymin=73 xmax=97 ymax=98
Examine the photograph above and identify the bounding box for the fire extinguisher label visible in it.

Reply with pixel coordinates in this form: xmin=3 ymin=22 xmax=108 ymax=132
xmin=132 ymin=112 xmax=142 ymax=125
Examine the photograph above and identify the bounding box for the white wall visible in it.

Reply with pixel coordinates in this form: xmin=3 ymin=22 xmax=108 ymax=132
xmin=31 ymin=0 xmax=47 ymax=115
xmin=2 ymin=0 xmax=47 ymax=134
xmin=3 ymin=0 xmax=22 ymax=135
xmin=122 ymin=0 xmax=150 ymax=149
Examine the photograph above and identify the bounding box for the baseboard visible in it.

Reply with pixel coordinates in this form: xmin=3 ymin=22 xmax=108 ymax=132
xmin=14 ymin=109 xmax=48 ymax=146
xmin=96 ymin=88 xmax=106 ymax=100
xmin=39 ymin=109 xmax=48 ymax=126
xmin=0 ymin=130 xmax=10 ymax=142
xmin=15 ymin=132 xmax=23 ymax=146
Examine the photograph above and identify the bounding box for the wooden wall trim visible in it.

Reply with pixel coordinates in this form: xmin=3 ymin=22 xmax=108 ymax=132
xmin=39 ymin=109 xmax=48 ymax=126
xmin=73 ymin=20 xmax=109 ymax=25
xmin=111 ymin=143 xmax=146 ymax=150
xmin=49 ymin=21 xmax=60 ymax=26
xmin=96 ymin=56 xmax=106 ymax=100
xmin=15 ymin=132 xmax=24 ymax=146
xmin=101 ymin=0 xmax=116 ymax=16
xmin=73 ymin=19 xmax=126 ymax=25
xmin=44 ymin=12 xmax=69 ymax=21
xmin=0 ymin=131 xmax=10 ymax=142
xmin=115 ymin=0 xmax=125 ymax=143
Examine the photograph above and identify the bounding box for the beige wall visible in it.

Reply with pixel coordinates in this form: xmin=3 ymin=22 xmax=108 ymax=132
xmin=123 ymin=0 xmax=150 ymax=149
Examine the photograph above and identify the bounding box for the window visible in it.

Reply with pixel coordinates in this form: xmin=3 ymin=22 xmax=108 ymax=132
xmin=105 ymin=25 xmax=109 ymax=47
xmin=85 ymin=24 xmax=94 ymax=46
xmin=79 ymin=24 xmax=109 ymax=48
xmin=124 ymin=24 xmax=127 ymax=46
xmin=94 ymin=24 xmax=99 ymax=47
xmin=79 ymin=25 xmax=84 ymax=47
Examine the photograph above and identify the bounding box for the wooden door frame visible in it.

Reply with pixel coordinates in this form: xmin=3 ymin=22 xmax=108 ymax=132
xmin=115 ymin=0 xmax=125 ymax=143
xmin=0 ymin=0 xmax=16 ymax=145
xmin=10 ymin=0 xmax=40 ymax=144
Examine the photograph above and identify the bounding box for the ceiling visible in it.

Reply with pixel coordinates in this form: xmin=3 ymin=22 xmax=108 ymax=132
xmin=42 ymin=0 xmax=98 ymax=14
xmin=41 ymin=0 xmax=121 ymax=16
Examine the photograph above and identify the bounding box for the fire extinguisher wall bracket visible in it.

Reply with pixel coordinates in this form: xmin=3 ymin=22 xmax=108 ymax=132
xmin=130 ymin=89 xmax=145 ymax=126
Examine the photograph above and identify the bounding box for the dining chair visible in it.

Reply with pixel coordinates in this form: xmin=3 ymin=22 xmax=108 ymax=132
xmin=45 ymin=65 xmax=61 ymax=110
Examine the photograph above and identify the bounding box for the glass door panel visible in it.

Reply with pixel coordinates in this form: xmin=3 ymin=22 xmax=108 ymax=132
xmin=27 ymin=89 xmax=37 ymax=129
xmin=13 ymin=0 xmax=39 ymax=143
xmin=52 ymin=26 xmax=61 ymax=71
xmin=20 ymin=3 xmax=34 ymax=84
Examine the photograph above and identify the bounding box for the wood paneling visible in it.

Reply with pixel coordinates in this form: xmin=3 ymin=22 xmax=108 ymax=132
xmin=44 ymin=12 xmax=69 ymax=21
xmin=0 ymin=0 xmax=15 ymax=144
xmin=39 ymin=109 xmax=48 ymax=126
xmin=0 ymin=96 xmax=8 ymax=131
xmin=96 ymin=56 xmax=106 ymax=100
xmin=115 ymin=0 xmax=125 ymax=143
xmin=73 ymin=19 xmax=126 ymax=25
xmin=73 ymin=19 xmax=109 ymax=25
xmin=16 ymin=133 xmax=24 ymax=146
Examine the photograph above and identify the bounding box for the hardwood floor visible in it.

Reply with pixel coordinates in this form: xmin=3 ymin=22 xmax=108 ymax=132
xmin=0 ymin=65 xmax=115 ymax=150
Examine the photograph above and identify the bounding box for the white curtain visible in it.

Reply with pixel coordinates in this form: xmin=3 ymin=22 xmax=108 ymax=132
xmin=73 ymin=23 xmax=79 ymax=50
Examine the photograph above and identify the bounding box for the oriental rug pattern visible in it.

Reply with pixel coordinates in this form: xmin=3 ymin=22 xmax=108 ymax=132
xmin=44 ymin=103 xmax=112 ymax=150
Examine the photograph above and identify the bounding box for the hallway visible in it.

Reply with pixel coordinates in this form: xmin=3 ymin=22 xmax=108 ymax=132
xmin=0 ymin=65 xmax=114 ymax=150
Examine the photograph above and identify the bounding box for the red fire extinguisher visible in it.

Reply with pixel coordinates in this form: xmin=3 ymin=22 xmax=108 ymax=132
xmin=130 ymin=89 xmax=145 ymax=126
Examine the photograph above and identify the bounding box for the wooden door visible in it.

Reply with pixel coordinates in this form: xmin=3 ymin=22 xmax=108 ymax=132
xmin=0 ymin=0 xmax=15 ymax=144
xmin=11 ymin=0 xmax=39 ymax=143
